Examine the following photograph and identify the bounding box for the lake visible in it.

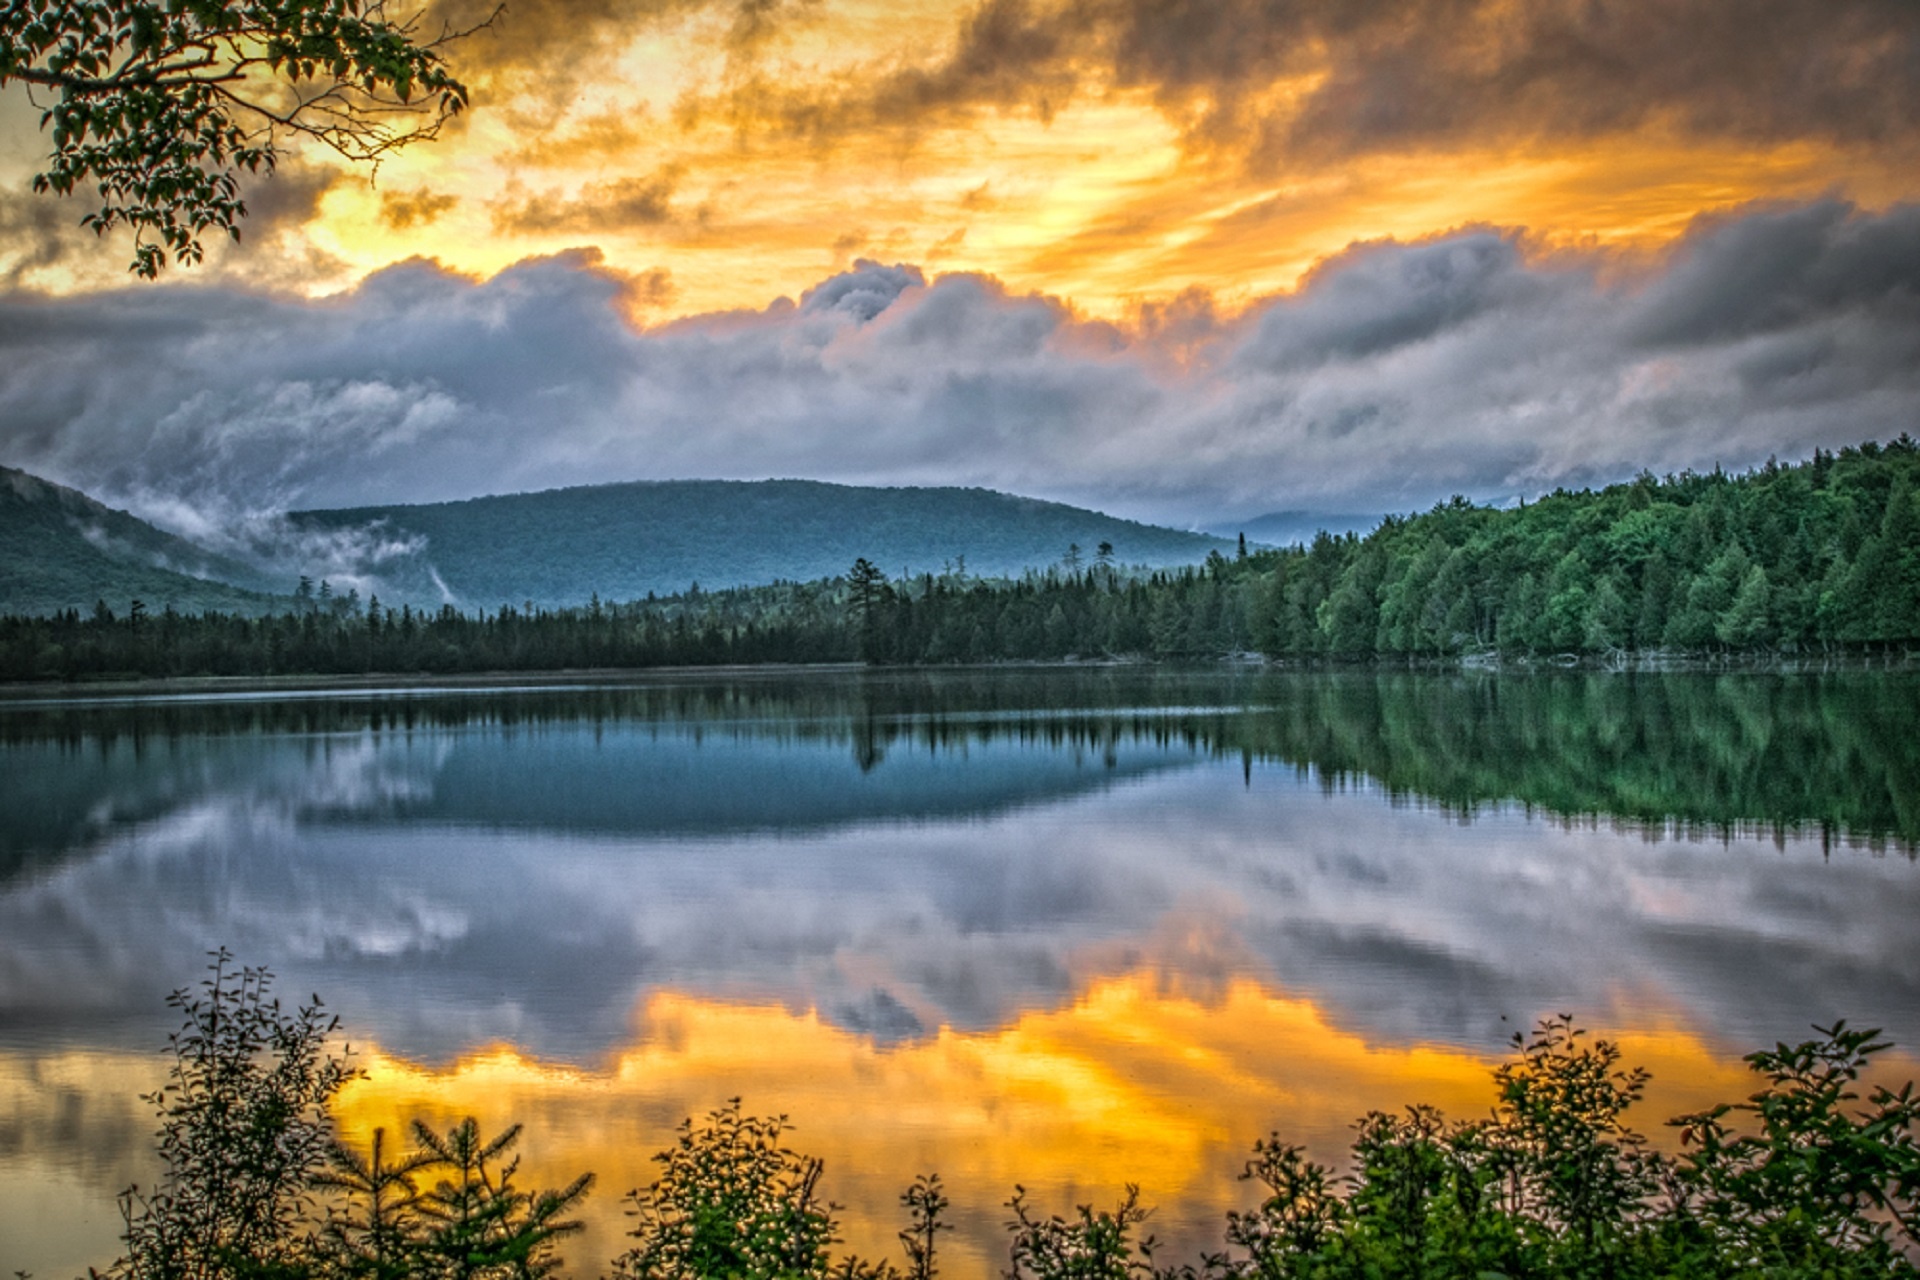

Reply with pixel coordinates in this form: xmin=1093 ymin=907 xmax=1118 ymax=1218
xmin=3 ymin=666 xmax=1917 ymax=1277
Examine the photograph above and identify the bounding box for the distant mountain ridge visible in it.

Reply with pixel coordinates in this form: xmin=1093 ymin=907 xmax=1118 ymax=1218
xmin=0 ymin=469 xmax=1238 ymax=617
xmin=0 ymin=466 xmax=282 ymax=617
xmin=1207 ymin=509 xmax=1382 ymax=547
xmin=291 ymin=479 xmax=1236 ymax=608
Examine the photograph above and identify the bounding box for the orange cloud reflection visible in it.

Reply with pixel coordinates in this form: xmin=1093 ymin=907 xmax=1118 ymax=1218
xmin=332 ymin=974 xmax=1781 ymax=1277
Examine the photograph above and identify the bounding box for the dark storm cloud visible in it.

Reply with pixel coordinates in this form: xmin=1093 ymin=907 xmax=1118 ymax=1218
xmin=1267 ymin=0 xmax=1920 ymax=155
xmin=694 ymin=0 xmax=1920 ymax=165
xmin=3 ymin=200 xmax=1920 ymax=532
xmin=722 ymin=0 xmax=822 ymax=57
xmin=232 ymin=166 xmax=344 ymax=237
xmin=0 ymin=168 xmax=341 ymax=293
xmin=1627 ymin=201 xmax=1920 ymax=348
xmin=799 ymin=258 xmax=924 ymax=319
xmin=695 ymin=0 xmax=1078 ymax=142
xmin=1231 ymin=232 xmax=1552 ymax=374
xmin=424 ymin=0 xmax=690 ymax=107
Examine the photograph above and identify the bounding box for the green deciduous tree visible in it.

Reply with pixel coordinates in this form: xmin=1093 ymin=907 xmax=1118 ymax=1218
xmin=1218 ymin=1135 xmax=1344 ymax=1277
xmin=1715 ymin=564 xmax=1772 ymax=649
xmin=1491 ymin=1015 xmax=1658 ymax=1257
xmin=2 ymin=0 xmax=482 ymax=276
xmin=1582 ymin=573 xmax=1629 ymax=653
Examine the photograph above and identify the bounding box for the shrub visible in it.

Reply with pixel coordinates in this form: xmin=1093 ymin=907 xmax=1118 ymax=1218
xmin=107 ymin=949 xmax=353 ymax=1280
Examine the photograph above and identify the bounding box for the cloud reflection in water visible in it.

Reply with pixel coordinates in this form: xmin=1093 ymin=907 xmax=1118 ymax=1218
xmin=1 ymin=674 xmax=1917 ymax=1278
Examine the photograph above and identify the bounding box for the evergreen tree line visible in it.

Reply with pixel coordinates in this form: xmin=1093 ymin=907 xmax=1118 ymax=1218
xmin=4 ymin=439 xmax=1918 ymax=681
xmin=850 ymin=437 xmax=1920 ymax=663
xmin=75 ymin=952 xmax=1920 ymax=1280
xmin=0 ymin=582 xmax=858 ymax=682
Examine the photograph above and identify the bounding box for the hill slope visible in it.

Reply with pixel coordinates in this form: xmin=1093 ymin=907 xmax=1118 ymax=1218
xmin=0 ymin=467 xmax=283 ymax=617
xmin=1205 ymin=509 xmax=1381 ymax=547
xmin=292 ymin=480 xmax=1233 ymax=608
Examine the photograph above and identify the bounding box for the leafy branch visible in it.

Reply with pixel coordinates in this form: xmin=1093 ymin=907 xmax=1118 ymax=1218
xmin=2 ymin=0 xmax=492 ymax=276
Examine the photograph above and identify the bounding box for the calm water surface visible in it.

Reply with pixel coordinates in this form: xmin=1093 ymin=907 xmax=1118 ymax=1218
xmin=2 ymin=667 xmax=1917 ymax=1277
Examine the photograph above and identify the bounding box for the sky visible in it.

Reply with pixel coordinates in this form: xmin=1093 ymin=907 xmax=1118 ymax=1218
xmin=3 ymin=0 xmax=1920 ymax=530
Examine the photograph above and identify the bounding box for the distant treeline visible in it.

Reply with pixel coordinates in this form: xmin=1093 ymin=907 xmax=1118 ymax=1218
xmin=3 ymin=440 xmax=1917 ymax=680
xmin=0 ymin=579 xmax=853 ymax=681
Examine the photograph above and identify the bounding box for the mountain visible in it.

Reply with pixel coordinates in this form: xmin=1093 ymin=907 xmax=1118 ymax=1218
xmin=0 ymin=470 xmax=1236 ymax=618
xmin=293 ymin=479 xmax=1236 ymax=608
xmin=0 ymin=467 xmax=283 ymax=617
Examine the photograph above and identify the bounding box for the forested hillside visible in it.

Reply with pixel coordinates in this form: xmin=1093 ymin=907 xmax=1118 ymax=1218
xmin=0 ymin=467 xmax=282 ymax=617
xmin=291 ymin=479 xmax=1234 ymax=608
xmin=4 ymin=440 xmax=1916 ymax=681
xmin=849 ymin=436 xmax=1920 ymax=662
xmin=1253 ymin=437 xmax=1920 ymax=658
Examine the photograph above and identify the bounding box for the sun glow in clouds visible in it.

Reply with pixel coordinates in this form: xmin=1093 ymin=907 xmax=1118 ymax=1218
xmin=7 ymin=0 xmax=1920 ymax=317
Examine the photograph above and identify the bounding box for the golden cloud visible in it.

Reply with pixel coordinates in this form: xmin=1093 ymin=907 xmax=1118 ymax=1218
xmin=10 ymin=0 xmax=1920 ymax=317
xmin=380 ymin=187 xmax=462 ymax=230
xmin=491 ymin=166 xmax=687 ymax=236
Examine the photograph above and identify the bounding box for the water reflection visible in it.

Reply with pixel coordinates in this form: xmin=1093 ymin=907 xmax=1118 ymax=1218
xmin=6 ymin=669 xmax=1916 ymax=871
xmin=2 ymin=668 xmax=1918 ymax=1278
xmin=321 ymin=980 xmax=1784 ymax=1276
xmin=12 ymin=977 xmax=1914 ymax=1280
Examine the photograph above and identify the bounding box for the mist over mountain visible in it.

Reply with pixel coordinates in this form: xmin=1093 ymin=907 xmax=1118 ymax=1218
xmin=2 ymin=469 xmax=1238 ymax=616
xmin=1205 ymin=510 xmax=1382 ymax=547
xmin=0 ymin=467 xmax=283 ymax=617
xmin=288 ymin=479 xmax=1236 ymax=609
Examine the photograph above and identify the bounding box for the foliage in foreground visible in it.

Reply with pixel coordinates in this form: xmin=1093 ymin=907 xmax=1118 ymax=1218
xmin=90 ymin=956 xmax=1920 ymax=1280
xmin=99 ymin=951 xmax=592 ymax=1280
xmin=2 ymin=0 xmax=477 ymax=277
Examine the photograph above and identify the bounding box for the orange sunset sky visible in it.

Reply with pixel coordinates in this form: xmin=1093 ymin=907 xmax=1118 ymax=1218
xmin=8 ymin=0 xmax=1920 ymax=312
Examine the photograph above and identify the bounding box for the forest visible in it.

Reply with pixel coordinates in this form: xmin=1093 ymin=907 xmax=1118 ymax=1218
xmin=71 ymin=952 xmax=1920 ymax=1280
xmin=2 ymin=439 xmax=1916 ymax=681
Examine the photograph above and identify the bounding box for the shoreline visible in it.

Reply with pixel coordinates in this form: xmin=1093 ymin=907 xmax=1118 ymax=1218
xmin=0 ymin=662 xmax=868 ymax=705
xmin=0 ymin=648 xmax=1915 ymax=704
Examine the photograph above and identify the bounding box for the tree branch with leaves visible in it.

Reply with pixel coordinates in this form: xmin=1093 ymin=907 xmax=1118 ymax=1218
xmin=2 ymin=0 xmax=488 ymax=276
